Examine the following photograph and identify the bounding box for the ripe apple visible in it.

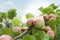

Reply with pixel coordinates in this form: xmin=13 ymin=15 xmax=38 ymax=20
xmin=27 ymin=18 xmax=34 ymax=27
xmin=0 ymin=35 xmax=13 ymax=40
xmin=43 ymin=14 xmax=49 ymax=19
xmin=47 ymin=30 xmax=55 ymax=37
xmin=33 ymin=16 xmax=45 ymax=30
xmin=44 ymin=26 xmax=51 ymax=31
xmin=49 ymin=14 xmax=56 ymax=18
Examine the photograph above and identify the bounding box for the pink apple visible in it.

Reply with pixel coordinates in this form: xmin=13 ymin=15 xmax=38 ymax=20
xmin=47 ymin=30 xmax=55 ymax=37
xmin=33 ymin=16 xmax=45 ymax=29
xmin=12 ymin=26 xmax=21 ymax=32
xmin=0 ymin=35 xmax=13 ymax=40
xmin=49 ymin=14 xmax=56 ymax=18
xmin=43 ymin=14 xmax=49 ymax=19
xmin=44 ymin=26 xmax=51 ymax=31
xmin=27 ymin=18 xmax=34 ymax=27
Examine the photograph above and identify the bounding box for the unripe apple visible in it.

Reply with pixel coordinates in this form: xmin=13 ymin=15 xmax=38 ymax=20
xmin=44 ymin=26 xmax=51 ymax=31
xmin=49 ymin=14 xmax=56 ymax=18
xmin=27 ymin=18 xmax=34 ymax=27
xmin=0 ymin=35 xmax=13 ymax=40
xmin=47 ymin=30 xmax=55 ymax=37
xmin=33 ymin=16 xmax=45 ymax=30
xmin=12 ymin=26 xmax=21 ymax=32
xmin=43 ymin=14 xmax=49 ymax=19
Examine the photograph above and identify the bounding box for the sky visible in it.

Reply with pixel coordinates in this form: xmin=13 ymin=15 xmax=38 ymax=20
xmin=0 ymin=0 xmax=60 ymax=22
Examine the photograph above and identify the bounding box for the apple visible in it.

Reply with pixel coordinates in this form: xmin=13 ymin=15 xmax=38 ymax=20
xmin=49 ymin=14 xmax=56 ymax=18
xmin=47 ymin=30 xmax=55 ymax=37
xmin=44 ymin=26 xmax=51 ymax=31
xmin=0 ymin=35 xmax=13 ymax=40
xmin=33 ymin=16 xmax=45 ymax=30
xmin=12 ymin=26 xmax=21 ymax=32
xmin=27 ymin=18 xmax=34 ymax=27
xmin=43 ymin=14 xmax=49 ymax=19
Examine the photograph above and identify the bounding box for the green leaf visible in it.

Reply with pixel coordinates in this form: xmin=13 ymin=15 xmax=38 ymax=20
xmin=0 ymin=24 xmax=3 ymax=28
xmin=49 ymin=4 xmax=58 ymax=10
xmin=11 ymin=17 xmax=22 ymax=26
xmin=0 ymin=12 xmax=7 ymax=19
xmin=48 ymin=19 xmax=56 ymax=32
xmin=0 ymin=17 xmax=3 ymax=22
xmin=26 ymin=13 xmax=34 ymax=19
xmin=54 ymin=11 xmax=60 ymax=40
xmin=44 ymin=33 xmax=49 ymax=40
xmin=38 ymin=7 xmax=45 ymax=14
xmin=2 ymin=27 xmax=14 ymax=37
xmin=8 ymin=9 xmax=17 ymax=19
xmin=22 ymin=34 xmax=36 ymax=40
xmin=55 ymin=10 xmax=60 ymax=16
xmin=38 ymin=4 xmax=57 ymax=14
xmin=0 ymin=28 xmax=3 ymax=35
xmin=32 ymin=29 xmax=45 ymax=40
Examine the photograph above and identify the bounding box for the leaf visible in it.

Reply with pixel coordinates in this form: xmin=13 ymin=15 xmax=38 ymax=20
xmin=38 ymin=4 xmax=57 ymax=14
xmin=0 ymin=17 xmax=3 ymax=22
xmin=11 ymin=17 xmax=22 ymax=26
xmin=32 ymin=29 xmax=45 ymax=40
xmin=0 ymin=13 xmax=3 ymax=22
xmin=0 ymin=28 xmax=3 ymax=35
xmin=2 ymin=27 xmax=14 ymax=37
xmin=26 ymin=13 xmax=34 ymax=19
xmin=49 ymin=4 xmax=58 ymax=10
xmin=0 ymin=24 xmax=3 ymax=28
xmin=38 ymin=7 xmax=45 ymax=14
xmin=55 ymin=10 xmax=60 ymax=16
xmin=0 ymin=12 xmax=7 ymax=19
xmin=8 ymin=9 xmax=17 ymax=19
xmin=22 ymin=34 xmax=36 ymax=40
xmin=48 ymin=19 xmax=56 ymax=32
xmin=54 ymin=10 xmax=60 ymax=40
xmin=44 ymin=33 xmax=49 ymax=40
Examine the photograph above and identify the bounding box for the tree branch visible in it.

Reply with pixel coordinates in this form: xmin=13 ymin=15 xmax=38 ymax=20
xmin=13 ymin=25 xmax=33 ymax=40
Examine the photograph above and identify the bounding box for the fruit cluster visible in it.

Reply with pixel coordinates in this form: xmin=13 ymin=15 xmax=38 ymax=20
xmin=27 ymin=14 xmax=56 ymax=38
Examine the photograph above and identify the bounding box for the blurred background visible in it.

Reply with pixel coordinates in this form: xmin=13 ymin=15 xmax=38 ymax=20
xmin=0 ymin=0 xmax=60 ymax=22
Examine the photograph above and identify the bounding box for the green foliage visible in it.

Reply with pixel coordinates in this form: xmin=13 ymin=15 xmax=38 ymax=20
xmin=44 ymin=33 xmax=49 ymax=40
xmin=8 ymin=9 xmax=16 ymax=19
xmin=0 ymin=12 xmax=7 ymax=19
xmin=38 ymin=4 xmax=58 ymax=14
xmin=11 ymin=17 xmax=22 ymax=26
xmin=22 ymin=34 xmax=36 ymax=40
xmin=54 ymin=10 xmax=60 ymax=40
xmin=0 ymin=17 xmax=3 ymax=22
xmin=0 ymin=4 xmax=60 ymax=40
xmin=2 ymin=27 xmax=14 ymax=37
xmin=26 ymin=13 xmax=34 ymax=19
xmin=48 ymin=19 xmax=56 ymax=32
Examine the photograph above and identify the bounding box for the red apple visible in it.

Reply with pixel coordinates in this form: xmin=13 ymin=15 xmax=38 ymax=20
xmin=33 ymin=16 xmax=45 ymax=30
xmin=0 ymin=35 xmax=13 ymax=40
xmin=44 ymin=26 xmax=51 ymax=31
xmin=49 ymin=14 xmax=56 ymax=18
xmin=43 ymin=14 xmax=49 ymax=19
xmin=27 ymin=18 xmax=34 ymax=27
xmin=47 ymin=30 xmax=55 ymax=37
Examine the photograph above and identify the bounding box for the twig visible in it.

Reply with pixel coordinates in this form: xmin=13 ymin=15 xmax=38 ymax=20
xmin=13 ymin=25 xmax=33 ymax=40
xmin=13 ymin=30 xmax=28 ymax=40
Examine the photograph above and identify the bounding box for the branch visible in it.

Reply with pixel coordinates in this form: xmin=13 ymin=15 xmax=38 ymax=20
xmin=13 ymin=25 xmax=33 ymax=40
